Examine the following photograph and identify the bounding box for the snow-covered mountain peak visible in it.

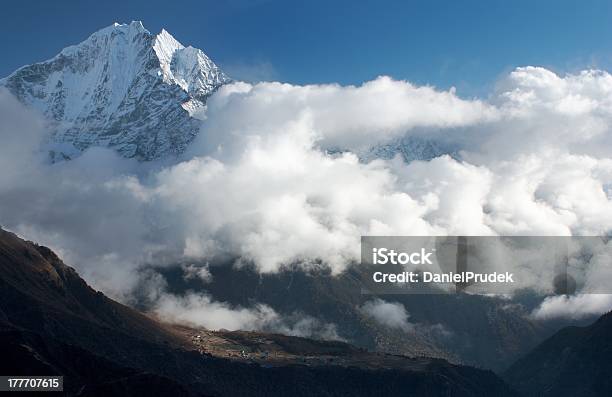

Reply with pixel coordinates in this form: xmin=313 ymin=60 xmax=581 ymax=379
xmin=153 ymin=28 xmax=184 ymax=73
xmin=59 ymin=21 xmax=148 ymax=56
xmin=152 ymin=31 xmax=226 ymax=108
xmin=1 ymin=21 xmax=230 ymax=161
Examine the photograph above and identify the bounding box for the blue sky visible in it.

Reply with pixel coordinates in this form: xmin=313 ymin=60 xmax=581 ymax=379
xmin=2 ymin=0 xmax=612 ymax=96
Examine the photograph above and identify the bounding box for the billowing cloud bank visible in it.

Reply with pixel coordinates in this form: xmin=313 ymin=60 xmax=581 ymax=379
xmin=2 ymin=66 xmax=612 ymax=324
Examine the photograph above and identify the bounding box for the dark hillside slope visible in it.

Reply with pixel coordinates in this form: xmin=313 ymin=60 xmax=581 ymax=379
xmin=0 ymin=228 xmax=517 ymax=396
xmin=505 ymin=310 xmax=612 ymax=397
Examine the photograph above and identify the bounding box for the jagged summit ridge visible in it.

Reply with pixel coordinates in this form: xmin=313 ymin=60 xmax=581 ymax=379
xmin=0 ymin=21 xmax=230 ymax=161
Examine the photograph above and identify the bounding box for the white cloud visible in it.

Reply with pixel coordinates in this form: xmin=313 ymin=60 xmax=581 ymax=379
xmin=182 ymin=263 xmax=213 ymax=283
xmin=360 ymin=298 xmax=413 ymax=331
xmin=531 ymin=294 xmax=612 ymax=320
xmin=2 ymin=67 xmax=612 ymax=321
xmin=155 ymin=292 xmax=278 ymax=331
xmin=190 ymin=76 xmax=496 ymax=160
xmin=154 ymin=292 xmax=343 ymax=340
xmin=359 ymin=298 xmax=451 ymax=339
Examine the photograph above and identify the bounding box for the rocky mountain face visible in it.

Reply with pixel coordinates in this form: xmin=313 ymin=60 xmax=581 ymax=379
xmin=360 ymin=135 xmax=459 ymax=163
xmin=0 ymin=228 xmax=517 ymax=396
xmin=0 ymin=21 xmax=229 ymax=161
xmin=504 ymin=310 xmax=612 ymax=397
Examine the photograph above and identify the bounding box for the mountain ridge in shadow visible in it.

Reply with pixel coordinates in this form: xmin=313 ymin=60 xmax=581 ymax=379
xmin=0 ymin=228 xmax=517 ymax=396
xmin=504 ymin=308 xmax=612 ymax=397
